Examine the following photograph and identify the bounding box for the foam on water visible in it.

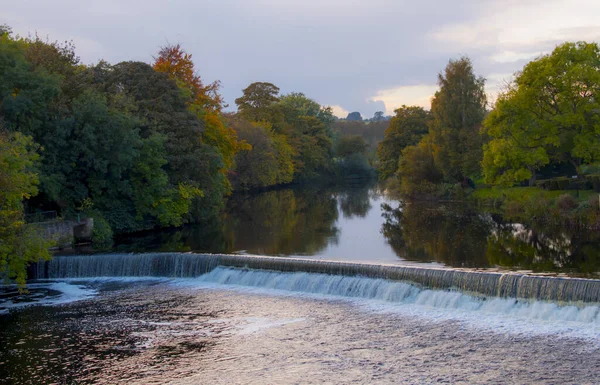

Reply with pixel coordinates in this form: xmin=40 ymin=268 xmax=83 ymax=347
xmin=170 ymin=267 xmax=600 ymax=339
xmin=0 ymin=282 xmax=97 ymax=314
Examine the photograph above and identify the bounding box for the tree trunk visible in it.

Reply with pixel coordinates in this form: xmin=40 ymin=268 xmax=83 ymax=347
xmin=528 ymin=166 xmax=536 ymax=186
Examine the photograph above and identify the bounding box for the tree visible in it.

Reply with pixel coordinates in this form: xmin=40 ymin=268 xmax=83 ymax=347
xmin=279 ymin=92 xmax=335 ymax=129
xmin=430 ymin=57 xmax=487 ymax=181
xmin=0 ymin=130 xmax=51 ymax=286
xmin=372 ymin=111 xmax=385 ymax=121
xmin=335 ymin=135 xmax=368 ymax=158
xmin=99 ymin=61 xmax=224 ymax=223
xmin=0 ymin=32 xmax=60 ymax=136
xmin=235 ymin=82 xmax=282 ymax=124
xmin=153 ymin=44 xmax=248 ymax=194
xmin=346 ymin=111 xmax=362 ymax=121
xmin=483 ymin=41 xmax=600 ymax=185
xmin=396 ymin=136 xmax=443 ymax=197
xmin=287 ymin=116 xmax=333 ymax=180
xmin=227 ymin=117 xmax=294 ymax=190
xmin=377 ymin=105 xmax=431 ymax=179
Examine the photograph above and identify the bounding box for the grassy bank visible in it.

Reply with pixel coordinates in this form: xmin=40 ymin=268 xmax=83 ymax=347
xmin=472 ymin=186 xmax=600 ymax=229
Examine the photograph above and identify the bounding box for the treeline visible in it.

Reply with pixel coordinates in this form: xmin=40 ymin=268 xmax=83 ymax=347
xmin=227 ymin=83 xmax=375 ymax=189
xmin=377 ymin=42 xmax=600 ymax=199
xmin=0 ymin=26 xmax=373 ymax=284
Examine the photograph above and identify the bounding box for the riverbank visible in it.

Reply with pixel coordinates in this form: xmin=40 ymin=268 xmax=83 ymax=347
xmin=472 ymin=186 xmax=600 ymax=229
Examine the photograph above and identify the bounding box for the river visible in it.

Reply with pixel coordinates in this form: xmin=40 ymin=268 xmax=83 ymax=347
xmin=2 ymin=183 xmax=600 ymax=384
xmin=112 ymin=183 xmax=600 ymax=277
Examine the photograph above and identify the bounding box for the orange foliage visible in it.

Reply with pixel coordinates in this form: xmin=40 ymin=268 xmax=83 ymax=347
xmin=153 ymin=44 xmax=249 ymax=194
xmin=153 ymin=43 xmax=223 ymax=112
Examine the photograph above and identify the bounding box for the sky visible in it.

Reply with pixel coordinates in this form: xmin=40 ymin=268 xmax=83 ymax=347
xmin=4 ymin=0 xmax=600 ymax=118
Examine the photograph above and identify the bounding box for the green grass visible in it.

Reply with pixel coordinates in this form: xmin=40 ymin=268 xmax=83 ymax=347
xmin=472 ymin=186 xmax=598 ymax=204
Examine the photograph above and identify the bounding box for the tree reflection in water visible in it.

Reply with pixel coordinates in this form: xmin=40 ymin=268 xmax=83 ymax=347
xmin=381 ymin=201 xmax=600 ymax=276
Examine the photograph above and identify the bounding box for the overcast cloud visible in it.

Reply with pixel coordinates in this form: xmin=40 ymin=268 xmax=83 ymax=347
xmin=4 ymin=0 xmax=600 ymax=117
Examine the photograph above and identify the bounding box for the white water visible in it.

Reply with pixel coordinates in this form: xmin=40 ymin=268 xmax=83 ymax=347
xmin=0 ymin=282 xmax=97 ymax=314
xmin=168 ymin=267 xmax=600 ymax=340
xmin=9 ymin=266 xmax=600 ymax=339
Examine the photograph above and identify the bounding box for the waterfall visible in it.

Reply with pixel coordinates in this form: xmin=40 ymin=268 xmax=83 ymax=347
xmin=35 ymin=252 xmax=600 ymax=304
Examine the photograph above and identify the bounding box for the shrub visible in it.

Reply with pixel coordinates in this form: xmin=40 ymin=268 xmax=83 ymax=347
xmin=556 ymin=194 xmax=578 ymax=212
xmin=89 ymin=211 xmax=114 ymax=246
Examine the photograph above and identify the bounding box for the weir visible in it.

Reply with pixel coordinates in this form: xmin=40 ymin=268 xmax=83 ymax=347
xmin=34 ymin=252 xmax=600 ymax=304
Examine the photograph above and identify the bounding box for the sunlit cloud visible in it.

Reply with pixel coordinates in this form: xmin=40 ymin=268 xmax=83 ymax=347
xmin=432 ymin=0 xmax=600 ymax=52
xmin=330 ymin=105 xmax=350 ymax=119
xmin=370 ymin=85 xmax=438 ymax=114
xmin=489 ymin=51 xmax=541 ymax=64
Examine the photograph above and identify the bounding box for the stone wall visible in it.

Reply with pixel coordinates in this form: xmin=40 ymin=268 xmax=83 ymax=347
xmin=31 ymin=218 xmax=94 ymax=249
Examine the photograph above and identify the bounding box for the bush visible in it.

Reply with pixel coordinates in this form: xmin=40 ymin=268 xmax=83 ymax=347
xmin=89 ymin=211 xmax=114 ymax=246
xmin=556 ymin=194 xmax=578 ymax=212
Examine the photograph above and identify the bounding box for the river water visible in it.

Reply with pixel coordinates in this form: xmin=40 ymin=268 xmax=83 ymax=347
xmin=3 ymin=183 xmax=600 ymax=384
xmin=112 ymin=183 xmax=600 ymax=277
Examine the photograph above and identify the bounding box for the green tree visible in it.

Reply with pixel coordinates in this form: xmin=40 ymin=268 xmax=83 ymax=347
xmin=0 ymin=130 xmax=50 ymax=286
xmin=377 ymin=105 xmax=431 ymax=179
xmin=430 ymin=57 xmax=487 ymax=181
xmin=396 ymin=136 xmax=443 ymax=197
xmin=279 ymin=92 xmax=335 ymax=129
xmin=335 ymin=135 xmax=368 ymax=158
xmin=235 ymin=82 xmax=283 ymax=125
xmin=483 ymin=42 xmax=600 ymax=185
xmin=0 ymin=32 xmax=60 ymax=136
xmin=228 ymin=118 xmax=294 ymax=190
xmin=99 ymin=61 xmax=224 ymax=223
xmin=287 ymin=116 xmax=333 ymax=180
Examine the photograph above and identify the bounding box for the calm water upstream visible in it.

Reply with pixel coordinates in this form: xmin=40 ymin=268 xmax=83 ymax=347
xmin=3 ymin=183 xmax=600 ymax=384
xmin=109 ymin=183 xmax=600 ymax=277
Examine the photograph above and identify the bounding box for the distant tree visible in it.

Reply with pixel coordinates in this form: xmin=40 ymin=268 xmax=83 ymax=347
xmin=377 ymin=105 xmax=431 ymax=179
xmin=279 ymin=92 xmax=335 ymax=129
xmin=430 ymin=57 xmax=487 ymax=181
xmin=483 ymin=41 xmax=600 ymax=186
xmin=335 ymin=135 xmax=368 ymax=158
xmin=346 ymin=111 xmax=362 ymax=121
xmin=372 ymin=111 xmax=385 ymax=121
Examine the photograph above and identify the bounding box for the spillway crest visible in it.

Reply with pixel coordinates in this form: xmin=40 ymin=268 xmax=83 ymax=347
xmin=34 ymin=253 xmax=600 ymax=305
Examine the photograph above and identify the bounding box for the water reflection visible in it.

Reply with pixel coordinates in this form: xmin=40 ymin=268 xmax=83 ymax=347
xmin=380 ymin=202 xmax=492 ymax=268
xmin=97 ymin=184 xmax=600 ymax=276
xmin=223 ymin=188 xmax=340 ymax=255
xmin=380 ymin=202 xmax=600 ymax=276
xmin=114 ymin=186 xmax=346 ymax=256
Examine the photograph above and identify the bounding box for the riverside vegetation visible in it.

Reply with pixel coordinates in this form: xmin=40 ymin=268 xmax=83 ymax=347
xmin=0 ymin=26 xmax=377 ymax=285
xmin=377 ymin=41 xmax=600 ymax=230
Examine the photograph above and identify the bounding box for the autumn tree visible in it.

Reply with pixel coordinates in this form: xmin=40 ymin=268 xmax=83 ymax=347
xmin=227 ymin=117 xmax=293 ymax=190
xmin=430 ymin=57 xmax=487 ymax=181
xmin=377 ymin=105 xmax=431 ymax=179
xmin=153 ymin=44 xmax=248 ymax=193
xmin=483 ymin=41 xmax=600 ymax=185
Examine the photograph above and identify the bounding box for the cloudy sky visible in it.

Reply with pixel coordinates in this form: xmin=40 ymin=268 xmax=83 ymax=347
xmin=5 ymin=0 xmax=600 ymax=118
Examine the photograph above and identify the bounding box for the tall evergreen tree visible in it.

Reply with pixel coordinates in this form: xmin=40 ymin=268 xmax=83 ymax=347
xmin=430 ymin=57 xmax=487 ymax=181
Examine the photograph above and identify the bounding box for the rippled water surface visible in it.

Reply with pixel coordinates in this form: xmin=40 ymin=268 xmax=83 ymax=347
xmin=2 ymin=280 xmax=600 ymax=384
